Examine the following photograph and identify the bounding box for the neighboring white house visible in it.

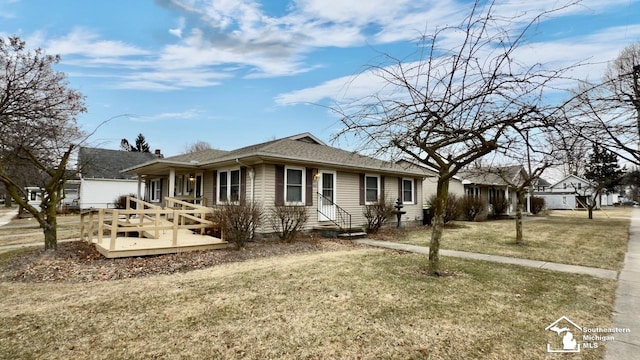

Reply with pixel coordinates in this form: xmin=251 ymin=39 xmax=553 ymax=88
xmin=536 ymin=174 xmax=599 ymax=210
xmin=77 ymin=147 xmax=160 ymax=209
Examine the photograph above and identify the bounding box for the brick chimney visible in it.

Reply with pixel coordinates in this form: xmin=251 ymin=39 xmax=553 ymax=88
xmin=154 ymin=149 xmax=163 ymax=158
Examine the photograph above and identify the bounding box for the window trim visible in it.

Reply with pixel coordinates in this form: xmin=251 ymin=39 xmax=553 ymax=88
xmin=285 ymin=166 xmax=306 ymax=205
xmin=364 ymin=174 xmax=380 ymax=205
xmin=150 ymin=179 xmax=161 ymax=203
xmin=217 ymin=168 xmax=241 ymax=204
xmin=402 ymin=178 xmax=415 ymax=204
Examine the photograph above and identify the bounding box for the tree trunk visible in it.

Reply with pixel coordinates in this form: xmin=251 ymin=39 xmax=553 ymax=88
xmin=3 ymin=190 xmax=10 ymax=207
xmin=429 ymin=174 xmax=450 ymax=275
xmin=588 ymin=206 xmax=593 ymax=220
xmin=42 ymin=194 xmax=59 ymax=250
xmin=515 ymin=190 xmax=525 ymax=245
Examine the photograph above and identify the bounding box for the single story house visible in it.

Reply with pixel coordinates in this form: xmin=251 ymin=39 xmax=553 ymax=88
xmin=535 ymin=174 xmax=600 ymax=210
xmin=396 ymin=159 xmax=465 ymax=203
xmin=77 ymin=147 xmax=161 ymax=209
xmin=122 ymin=133 xmax=426 ymax=233
xmin=458 ymin=165 xmax=530 ymax=216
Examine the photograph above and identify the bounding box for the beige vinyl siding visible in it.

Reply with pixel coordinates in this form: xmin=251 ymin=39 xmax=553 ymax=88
xmin=423 ymin=176 xmax=464 ymax=203
xmin=384 ymin=176 xmax=423 ymax=226
xmin=203 ymin=171 xmax=214 ymax=205
xmin=335 ymin=171 xmax=365 ymax=227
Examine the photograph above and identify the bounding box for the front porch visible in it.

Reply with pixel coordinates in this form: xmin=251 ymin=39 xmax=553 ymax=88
xmin=80 ymin=197 xmax=227 ymax=258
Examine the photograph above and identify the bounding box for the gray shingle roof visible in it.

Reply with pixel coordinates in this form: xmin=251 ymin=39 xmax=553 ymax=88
xmin=458 ymin=165 xmax=526 ymax=186
xmin=123 ymin=133 xmax=425 ymax=177
xmin=79 ymin=147 xmax=158 ymax=179
xmin=164 ymin=148 xmax=229 ymax=163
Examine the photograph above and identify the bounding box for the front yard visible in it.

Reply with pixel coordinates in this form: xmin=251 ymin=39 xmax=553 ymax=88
xmin=0 ymin=249 xmax=616 ymax=359
xmin=396 ymin=208 xmax=631 ymax=270
xmin=0 ymin=207 xmax=631 ymax=359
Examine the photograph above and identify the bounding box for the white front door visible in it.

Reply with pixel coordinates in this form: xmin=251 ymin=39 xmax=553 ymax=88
xmin=318 ymin=171 xmax=336 ymax=221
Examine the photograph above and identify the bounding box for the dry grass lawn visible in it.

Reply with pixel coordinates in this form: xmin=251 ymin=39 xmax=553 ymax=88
xmin=0 ymin=212 xmax=80 ymax=246
xmin=0 ymin=248 xmax=616 ymax=359
xmin=400 ymin=208 xmax=631 ymax=271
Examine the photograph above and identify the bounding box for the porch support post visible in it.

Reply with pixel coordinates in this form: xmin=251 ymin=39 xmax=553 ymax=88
xmin=505 ymin=187 xmax=510 ymax=213
xmin=169 ymin=168 xmax=176 ymax=198
xmin=136 ymin=176 xmax=143 ymax=200
xmin=526 ymin=192 xmax=531 ymax=214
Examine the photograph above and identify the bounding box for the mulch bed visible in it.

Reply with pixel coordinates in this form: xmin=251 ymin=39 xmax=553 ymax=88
xmin=0 ymin=238 xmax=364 ymax=283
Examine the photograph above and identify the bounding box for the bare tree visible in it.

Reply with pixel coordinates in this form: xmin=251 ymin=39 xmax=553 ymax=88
xmin=185 ymin=140 xmax=213 ymax=153
xmin=566 ymin=42 xmax=640 ymax=165
xmin=334 ymin=1 xmax=578 ymax=275
xmin=0 ymin=36 xmax=86 ymax=250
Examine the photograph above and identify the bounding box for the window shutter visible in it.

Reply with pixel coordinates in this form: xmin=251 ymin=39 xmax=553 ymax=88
xmin=398 ymin=177 xmax=403 ymax=203
xmin=414 ymin=179 xmax=418 ymax=203
xmin=359 ymin=174 xmax=365 ymax=205
xmin=212 ymin=171 xmax=218 ymax=205
xmin=275 ymin=165 xmax=285 ymax=206
xmin=240 ymin=167 xmax=247 ymax=202
xmin=160 ymin=179 xmax=164 ymax=203
xmin=306 ymin=168 xmax=315 ymax=206
xmin=380 ymin=175 xmax=385 ymax=202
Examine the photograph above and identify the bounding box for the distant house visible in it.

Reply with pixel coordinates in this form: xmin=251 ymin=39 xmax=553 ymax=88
xmin=122 ymin=133 xmax=426 ymax=233
xmin=535 ymin=174 xmax=599 ymax=210
xmin=396 ymin=160 xmax=465 ymax=203
xmin=77 ymin=147 xmax=160 ymax=209
xmin=458 ymin=165 xmax=529 ymax=216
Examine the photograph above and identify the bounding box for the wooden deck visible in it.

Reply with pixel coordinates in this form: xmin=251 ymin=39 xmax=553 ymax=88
xmin=81 ymin=197 xmax=228 ymax=258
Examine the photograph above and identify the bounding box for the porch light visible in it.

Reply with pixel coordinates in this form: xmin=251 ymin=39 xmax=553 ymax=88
xmin=189 ymin=175 xmax=195 ymax=182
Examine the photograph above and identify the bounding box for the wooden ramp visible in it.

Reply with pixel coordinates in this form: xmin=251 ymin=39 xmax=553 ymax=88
xmin=81 ymin=197 xmax=228 ymax=258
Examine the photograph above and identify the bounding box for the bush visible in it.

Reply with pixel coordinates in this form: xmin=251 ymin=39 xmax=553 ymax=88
xmin=363 ymin=197 xmax=395 ymax=233
xmin=460 ymin=195 xmax=486 ymax=221
xmin=269 ymin=204 xmax=309 ymax=242
xmin=211 ymin=201 xmax=263 ymax=248
xmin=491 ymin=198 xmax=510 ymax=217
xmin=427 ymin=194 xmax=463 ymax=224
xmin=113 ymin=194 xmax=136 ymax=209
xmin=531 ymin=196 xmax=545 ymax=214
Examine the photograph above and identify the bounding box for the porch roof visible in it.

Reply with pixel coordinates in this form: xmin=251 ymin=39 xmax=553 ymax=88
xmin=122 ymin=132 xmax=425 ymax=177
xmin=458 ymin=165 xmax=527 ymax=187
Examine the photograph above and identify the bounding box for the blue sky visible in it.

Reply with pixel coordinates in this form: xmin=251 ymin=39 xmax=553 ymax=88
xmin=1 ymin=0 xmax=640 ymax=156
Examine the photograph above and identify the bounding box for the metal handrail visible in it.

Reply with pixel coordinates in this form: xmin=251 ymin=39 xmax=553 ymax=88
xmin=317 ymin=192 xmax=352 ymax=232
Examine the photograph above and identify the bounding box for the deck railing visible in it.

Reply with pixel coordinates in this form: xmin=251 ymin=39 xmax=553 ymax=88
xmin=80 ymin=196 xmax=221 ymax=251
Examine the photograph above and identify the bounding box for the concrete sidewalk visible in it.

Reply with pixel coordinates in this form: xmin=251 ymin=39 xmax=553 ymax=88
xmin=0 ymin=208 xmax=19 ymax=227
xmin=355 ymin=239 xmax=618 ymax=279
xmin=605 ymin=209 xmax=640 ymax=359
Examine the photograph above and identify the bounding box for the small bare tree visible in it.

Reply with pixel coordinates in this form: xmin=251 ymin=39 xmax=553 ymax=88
xmin=185 ymin=140 xmax=213 ymax=153
xmin=334 ymin=1 xmax=578 ymax=275
xmin=0 ymin=36 xmax=86 ymax=250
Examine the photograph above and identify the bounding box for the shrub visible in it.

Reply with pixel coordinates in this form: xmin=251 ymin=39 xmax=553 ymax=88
xmin=211 ymin=201 xmax=263 ymax=248
xmin=113 ymin=194 xmax=136 ymax=209
xmin=491 ymin=198 xmax=510 ymax=217
xmin=531 ymin=196 xmax=545 ymax=214
xmin=427 ymin=194 xmax=463 ymax=224
xmin=269 ymin=204 xmax=309 ymax=242
xmin=363 ymin=197 xmax=395 ymax=233
xmin=460 ymin=195 xmax=486 ymax=221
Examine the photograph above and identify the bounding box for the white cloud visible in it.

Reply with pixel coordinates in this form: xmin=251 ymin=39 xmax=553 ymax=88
xmin=46 ymin=28 xmax=150 ymax=58
xmin=169 ymin=17 xmax=186 ymax=38
xmin=129 ymin=109 xmax=204 ymax=122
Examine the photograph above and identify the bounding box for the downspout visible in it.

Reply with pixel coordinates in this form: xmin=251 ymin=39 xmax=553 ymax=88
xmin=236 ymin=159 xmax=255 ymax=204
